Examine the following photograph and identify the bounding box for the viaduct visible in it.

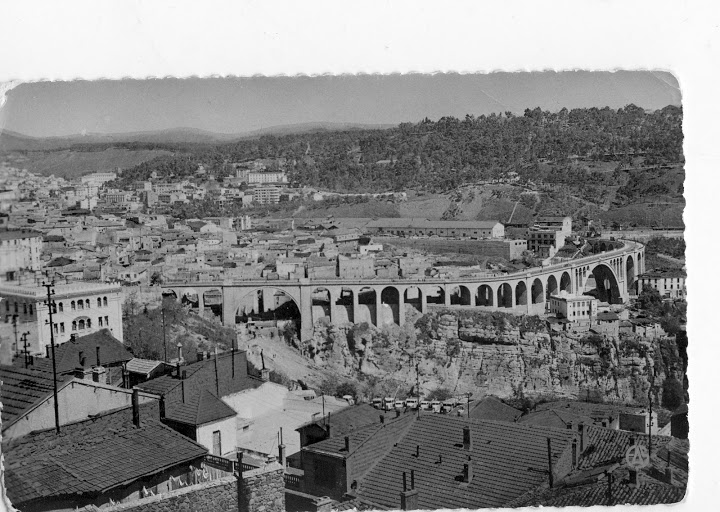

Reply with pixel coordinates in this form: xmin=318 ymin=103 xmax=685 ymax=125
xmin=162 ymin=240 xmax=645 ymax=342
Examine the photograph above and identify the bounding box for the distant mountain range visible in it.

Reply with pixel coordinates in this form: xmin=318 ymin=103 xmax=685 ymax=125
xmin=0 ymin=122 xmax=395 ymax=152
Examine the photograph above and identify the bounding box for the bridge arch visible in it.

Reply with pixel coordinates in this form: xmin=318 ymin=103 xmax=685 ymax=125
xmin=476 ymin=285 xmax=494 ymax=306
xmin=202 ymin=288 xmax=223 ymax=320
xmin=583 ymin=263 xmax=622 ymax=304
xmin=335 ymin=288 xmax=355 ymax=323
xmin=404 ymin=286 xmax=423 ymax=313
xmin=425 ymin=285 xmax=445 ymax=305
xmin=380 ymin=286 xmax=401 ymax=325
xmin=234 ymin=287 xmax=302 ymax=338
xmin=181 ymin=288 xmax=200 ymax=311
xmin=531 ymin=278 xmax=544 ymax=304
xmin=357 ymin=287 xmax=377 ymax=325
xmin=450 ymin=285 xmax=472 ymax=306
xmin=311 ymin=287 xmax=332 ymax=324
xmin=497 ymin=283 xmax=513 ymax=308
xmin=546 ymin=275 xmax=558 ymax=300
xmin=515 ymin=282 xmax=528 ymax=306
xmin=560 ymin=272 xmax=572 ymax=294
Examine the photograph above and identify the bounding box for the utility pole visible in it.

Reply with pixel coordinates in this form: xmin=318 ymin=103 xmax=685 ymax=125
xmin=42 ymin=281 xmax=60 ymax=434
xmin=161 ymin=299 xmax=168 ymax=362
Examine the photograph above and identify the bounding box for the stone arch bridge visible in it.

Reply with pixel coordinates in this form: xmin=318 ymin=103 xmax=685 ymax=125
xmin=162 ymin=240 xmax=644 ymax=342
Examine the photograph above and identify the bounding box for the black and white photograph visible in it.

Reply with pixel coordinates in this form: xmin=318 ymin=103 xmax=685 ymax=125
xmin=0 ymin=1 xmax=716 ymax=511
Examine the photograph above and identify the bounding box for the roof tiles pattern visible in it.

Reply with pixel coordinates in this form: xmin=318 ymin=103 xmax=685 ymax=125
xmin=165 ymin=388 xmax=237 ymax=426
xmin=0 ymin=365 xmax=69 ymax=427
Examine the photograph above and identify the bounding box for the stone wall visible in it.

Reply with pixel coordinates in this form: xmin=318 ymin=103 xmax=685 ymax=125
xmin=97 ymin=463 xmax=285 ymax=512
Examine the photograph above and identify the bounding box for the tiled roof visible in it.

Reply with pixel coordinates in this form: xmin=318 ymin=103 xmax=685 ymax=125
xmin=165 ymin=388 xmax=237 ymax=426
xmin=298 ymin=403 xmax=389 ymax=438
xmin=353 ymin=414 xmax=578 ymax=510
xmin=125 ymin=357 xmax=164 ymax=375
xmin=518 ymin=468 xmax=685 ymax=507
xmin=3 ymin=402 xmax=207 ymax=506
xmin=0 ymin=365 xmax=70 ymax=428
xmin=519 ymin=408 xmax=594 ymax=430
xmin=469 ymin=396 xmax=522 ymax=422
xmin=52 ymin=329 xmax=133 ymax=374
xmin=578 ymin=425 xmax=673 ymax=470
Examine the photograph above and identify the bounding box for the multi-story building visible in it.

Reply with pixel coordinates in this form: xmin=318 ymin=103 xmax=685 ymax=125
xmin=0 ymin=229 xmax=43 ymax=281
xmin=0 ymin=281 xmax=124 ymax=355
xmin=548 ymin=291 xmax=598 ymax=324
xmin=81 ymin=172 xmax=118 ymax=187
xmin=248 ymin=171 xmax=287 ymax=185
xmin=526 ymin=216 xmax=573 ymax=258
xmin=636 ymin=268 xmax=686 ymax=299
xmin=365 ymin=218 xmax=505 ymax=238
xmin=252 ymin=186 xmax=281 ymax=204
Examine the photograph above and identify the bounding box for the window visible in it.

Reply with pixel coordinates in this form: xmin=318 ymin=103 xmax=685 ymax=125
xmin=103 ymin=297 xmax=108 ymax=307
xmin=97 ymin=298 xmax=102 ymax=307
xmin=78 ymin=301 xmax=83 ymax=310
xmin=98 ymin=317 xmax=103 ymax=327
xmin=212 ymin=431 xmax=222 ymax=456
xmin=58 ymin=302 xmax=63 ymax=313
xmin=60 ymin=323 xmax=65 ymax=333
xmin=72 ymin=321 xmax=77 ymax=331
xmin=88 ymin=319 xmax=93 ymax=329
xmin=53 ymin=323 xmax=58 ymax=334
xmin=71 ymin=301 xmax=76 ymax=311
xmin=14 ymin=303 xmax=18 ymax=313
xmin=79 ymin=319 xmax=85 ymax=330
xmin=29 ymin=304 xmax=33 ymax=315
xmin=85 ymin=299 xmax=90 ymax=309
xmin=104 ymin=316 xmax=109 ymax=325
xmin=23 ymin=304 xmax=27 ymax=315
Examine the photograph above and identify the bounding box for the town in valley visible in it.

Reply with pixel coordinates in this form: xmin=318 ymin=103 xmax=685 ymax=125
xmin=0 ymin=74 xmax=688 ymax=511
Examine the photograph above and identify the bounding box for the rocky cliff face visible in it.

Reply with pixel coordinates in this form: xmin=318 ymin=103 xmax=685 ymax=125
xmin=303 ymin=307 xmax=684 ymax=404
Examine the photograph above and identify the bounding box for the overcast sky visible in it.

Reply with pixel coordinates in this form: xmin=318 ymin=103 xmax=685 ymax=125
xmin=0 ymin=71 xmax=681 ymax=138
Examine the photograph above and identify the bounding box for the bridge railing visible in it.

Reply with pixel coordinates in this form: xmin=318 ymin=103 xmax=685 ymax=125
xmin=161 ymin=240 xmax=642 ymax=288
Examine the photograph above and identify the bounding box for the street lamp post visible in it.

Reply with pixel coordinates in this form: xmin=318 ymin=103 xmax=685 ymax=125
xmin=42 ymin=281 xmax=61 ymax=434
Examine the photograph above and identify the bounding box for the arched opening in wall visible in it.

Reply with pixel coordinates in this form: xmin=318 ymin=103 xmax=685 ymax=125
xmin=515 ymin=282 xmax=528 ymax=306
xmin=162 ymin=289 xmax=178 ymax=301
xmin=560 ymin=272 xmax=572 ymax=294
xmin=497 ymin=283 xmax=513 ymax=308
xmin=607 ymin=243 xmax=615 ymax=251
xmin=425 ymin=286 xmax=445 ymax=305
xmin=449 ymin=285 xmax=472 ymax=306
xmin=203 ymin=289 xmax=223 ymax=321
xmin=405 ymin=286 xmax=423 ymax=313
xmin=380 ymin=287 xmax=400 ymax=325
xmin=235 ymin=288 xmax=301 ymax=342
xmin=600 ymin=242 xmax=607 ymax=252
xmin=335 ymin=288 xmax=354 ymax=323
xmin=181 ymin=289 xmax=199 ymax=312
xmin=476 ymin=285 xmax=493 ymax=306
xmin=357 ymin=287 xmax=377 ymax=326
xmin=546 ymin=275 xmax=558 ymax=301
xmin=626 ymin=255 xmax=636 ymax=294
xmin=531 ymin=278 xmax=544 ymax=304
xmin=312 ymin=288 xmax=332 ymax=324
xmin=585 ymin=264 xmax=622 ymax=304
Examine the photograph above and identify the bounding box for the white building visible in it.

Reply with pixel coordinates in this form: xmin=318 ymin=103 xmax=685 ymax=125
xmin=248 ymin=171 xmax=288 ymax=185
xmin=548 ymin=291 xmax=598 ymax=323
xmin=636 ymin=269 xmax=686 ymax=299
xmin=0 ymin=281 xmax=124 ymax=355
xmin=252 ymin=187 xmax=281 ymax=205
xmin=81 ymin=172 xmax=118 ymax=187
xmin=0 ymin=230 xmax=43 ymax=280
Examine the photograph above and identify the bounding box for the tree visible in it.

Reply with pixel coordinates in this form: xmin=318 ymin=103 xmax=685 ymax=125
xmin=426 ymin=387 xmax=453 ymax=402
xmin=661 ymin=377 xmax=684 ymax=410
xmin=150 ymin=271 xmax=164 ymax=286
xmin=336 ymin=381 xmax=358 ymax=400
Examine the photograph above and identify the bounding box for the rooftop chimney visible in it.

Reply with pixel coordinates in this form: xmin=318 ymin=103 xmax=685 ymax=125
xmin=96 ymin=345 xmax=101 ymax=367
xmin=78 ymin=350 xmax=86 ymax=367
xmin=159 ymin=395 xmax=166 ymax=421
xmin=344 ymin=436 xmax=350 ymax=452
xmin=578 ymin=422 xmax=586 ymax=452
xmin=463 ymin=456 xmax=473 ymax=484
xmin=628 ymin=468 xmax=639 ymax=488
xmin=463 ymin=425 xmax=472 ymax=451
xmin=261 ymin=368 xmax=270 ymax=382
xmin=400 ymin=471 xmax=419 ymax=510
xmin=92 ymin=366 xmax=107 ymax=384
xmin=132 ymin=389 xmax=140 ymax=427
xmin=572 ymin=438 xmax=578 ymax=468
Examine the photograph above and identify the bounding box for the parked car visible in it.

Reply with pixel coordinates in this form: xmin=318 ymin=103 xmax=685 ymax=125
xmin=405 ymin=398 xmax=419 ymax=409
xmin=441 ymin=400 xmax=455 ymax=414
xmin=420 ymin=400 xmax=431 ymax=410
xmin=384 ymin=397 xmax=395 ymax=410
xmin=342 ymin=395 xmax=355 ymax=405
xmin=431 ymin=400 xmax=442 ymax=413
xmin=394 ymin=399 xmax=405 ymax=410
xmin=372 ymin=397 xmax=383 ymax=409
